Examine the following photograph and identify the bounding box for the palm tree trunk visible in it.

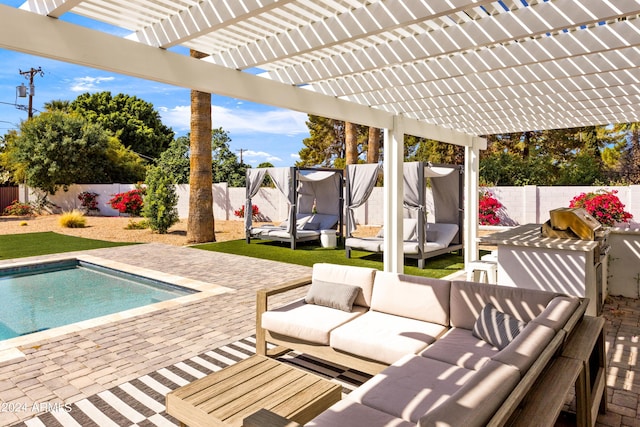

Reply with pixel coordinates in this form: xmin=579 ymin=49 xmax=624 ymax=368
xmin=345 ymin=122 xmax=358 ymax=165
xmin=367 ymin=127 xmax=380 ymax=163
xmin=187 ymin=50 xmax=215 ymax=243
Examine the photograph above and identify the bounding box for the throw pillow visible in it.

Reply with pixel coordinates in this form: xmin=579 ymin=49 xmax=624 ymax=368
xmin=305 ymin=279 xmax=360 ymax=312
xmin=472 ymin=303 xmax=527 ymax=350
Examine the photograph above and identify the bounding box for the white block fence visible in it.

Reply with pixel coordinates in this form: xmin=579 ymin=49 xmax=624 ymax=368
xmin=20 ymin=183 xmax=640 ymax=227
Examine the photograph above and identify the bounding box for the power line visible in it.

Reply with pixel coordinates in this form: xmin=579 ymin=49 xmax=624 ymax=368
xmin=237 ymin=148 xmax=247 ymax=164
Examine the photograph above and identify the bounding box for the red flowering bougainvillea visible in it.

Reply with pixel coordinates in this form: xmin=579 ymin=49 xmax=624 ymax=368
xmin=78 ymin=191 xmax=99 ymax=213
xmin=479 ymin=190 xmax=503 ymax=225
xmin=108 ymin=188 xmax=145 ymax=216
xmin=233 ymin=204 xmax=260 ymax=219
xmin=569 ymin=189 xmax=633 ymax=227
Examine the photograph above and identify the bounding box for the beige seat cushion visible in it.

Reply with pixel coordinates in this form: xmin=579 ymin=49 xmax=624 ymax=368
xmin=349 ymin=354 xmax=475 ymax=423
xmin=330 ymin=311 xmax=447 ymax=364
xmin=306 ymin=398 xmax=414 ymax=427
xmin=345 ymin=237 xmax=383 ymax=253
xmin=418 ymin=360 xmax=521 ymax=427
xmin=419 ymin=327 xmax=499 ymax=371
xmin=261 ymin=299 xmax=366 ymax=345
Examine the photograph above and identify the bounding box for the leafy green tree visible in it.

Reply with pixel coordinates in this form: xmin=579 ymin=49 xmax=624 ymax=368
xmin=70 ymin=91 xmax=174 ymax=159
xmin=157 ymin=136 xmax=190 ymax=184
xmin=1 ymin=111 xmax=145 ymax=194
xmin=143 ymin=165 xmax=179 ymax=233
xmin=405 ymin=135 xmax=464 ymax=164
xmin=2 ymin=111 xmax=109 ymax=194
xmin=211 ymin=127 xmax=249 ymax=187
xmin=298 ymin=115 xmax=368 ymax=167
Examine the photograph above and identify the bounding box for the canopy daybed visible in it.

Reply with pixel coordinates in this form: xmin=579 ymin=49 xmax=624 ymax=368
xmin=345 ymin=162 xmax=463 ymax=268
xmin=245 ymin=167 xmax=343 ymax=249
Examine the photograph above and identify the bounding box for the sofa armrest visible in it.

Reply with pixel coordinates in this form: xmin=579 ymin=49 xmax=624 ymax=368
xmin=243 ymin=409 xmax=302 ymax=427
xmin=256 ymin=275 xmax=312 ymax=356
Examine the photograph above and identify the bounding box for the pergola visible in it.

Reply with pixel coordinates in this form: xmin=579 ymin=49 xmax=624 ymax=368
xmin=1 ymin=1 xmax=639 ymax=272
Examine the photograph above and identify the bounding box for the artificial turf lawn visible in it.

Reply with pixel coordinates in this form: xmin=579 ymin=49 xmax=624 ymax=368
xmin=0 ymin=232 xmax=137 ymax=259
xmin=194 ymin=239 xmax=465 ymax=279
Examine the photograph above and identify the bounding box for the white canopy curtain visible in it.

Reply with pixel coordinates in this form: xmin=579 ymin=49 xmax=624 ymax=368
xmin=345 ymin=163 xmax=382 ymax=238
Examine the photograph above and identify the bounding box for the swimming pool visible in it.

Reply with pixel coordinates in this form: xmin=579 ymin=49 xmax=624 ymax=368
xmin=0 ymin=259 xmax=197 ymax=340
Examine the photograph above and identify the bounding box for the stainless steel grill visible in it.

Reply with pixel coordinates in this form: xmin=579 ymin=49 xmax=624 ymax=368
xmin=541 ymin=207 xmax=610 ymax=260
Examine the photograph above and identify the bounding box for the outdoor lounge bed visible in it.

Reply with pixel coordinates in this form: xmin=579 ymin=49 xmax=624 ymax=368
xmin=345 ymin=162 xmax=463 ymax=267
xmin=256 ymin=263 xmax=601 ymax=427
xmin=245 ymin=167 xmax=343 ymax=249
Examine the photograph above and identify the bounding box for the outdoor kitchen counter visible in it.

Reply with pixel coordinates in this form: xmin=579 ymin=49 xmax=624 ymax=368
xmin=478 ymin=224 xmax=605 ymax=316
xmin=478 ymin=223 xmax=599 ymax=252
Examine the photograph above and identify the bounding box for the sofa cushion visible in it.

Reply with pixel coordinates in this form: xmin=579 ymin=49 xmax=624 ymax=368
xmin=330 ymin=311 xmax=447 ymax=365
xmin=418 ymin=360 xmax=521 ymax=427
xmin=312 ymin=263 xmax=377 ymax=308
xmin=375 ymin=218 xmax=418 ymax=240
xmin=419 ymin=327 xmax=499 ymax=370
xmin=349 ymin=354 xmax=475 ymax=423
xmin=302 ymin=221 xmax=321 ymax=230
xmin=472 ymin=303 xmax=527 ymax=350
xmin=370 ymin=272 xmax=450 ymax=324
xmin=450 ymin=281 xmax=558 ymax=330
xmin=426 ymin=222 xmax=459 ymax=247
xmin=345 ymin=237 xmax=383 ymax=253
xmin=532 ymin=296 xmax=580 ymax=331
xmin=309 ymin=213 xmax=339 ymax=230
xmin=305 ymin=280 xmax=360 ymax=312
xmin=261 ymin=299 xmax=366 ymax=345
xmin=306 ymin=398 xmax=415 ymax=427
xmin=492 ymin=322 xmax=556 ymax=375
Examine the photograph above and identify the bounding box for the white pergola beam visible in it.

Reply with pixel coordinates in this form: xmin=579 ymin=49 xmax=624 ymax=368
xmin=19 ymin=0 xmax=83 ymax=18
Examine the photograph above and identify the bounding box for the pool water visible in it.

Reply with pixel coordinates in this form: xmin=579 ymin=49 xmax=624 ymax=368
xmin=0 ymin=260 xmax=196 ymax=340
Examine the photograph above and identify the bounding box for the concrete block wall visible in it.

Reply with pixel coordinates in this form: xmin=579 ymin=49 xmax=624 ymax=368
xmin=21 ymin=183 xmax=640 ymax=227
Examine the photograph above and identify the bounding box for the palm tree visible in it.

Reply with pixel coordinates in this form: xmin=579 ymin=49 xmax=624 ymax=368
xmin=187 ymin=49 xmax=215 ymax=243
xmin=345 ymin=122 xmax=358 ymax=165
xmin=614 ymin=122 xmax=640 ymax=183
xmin=367 ymin=127 xmax=380 ymax=163
xmin=43 ymin=100 xmax=70 ymax=112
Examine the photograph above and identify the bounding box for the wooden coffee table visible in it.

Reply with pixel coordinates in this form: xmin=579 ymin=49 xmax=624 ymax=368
xmin=166 ymin=355 xmax=342 ymax=427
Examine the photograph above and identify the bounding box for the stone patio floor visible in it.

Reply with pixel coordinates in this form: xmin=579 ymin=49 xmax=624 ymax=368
xmin=0 ymin=243 xmax=636 ymax=426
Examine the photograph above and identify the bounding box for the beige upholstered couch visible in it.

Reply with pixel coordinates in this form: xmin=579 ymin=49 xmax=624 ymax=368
xmin=256 ymin=263 xmax=587 ymax=427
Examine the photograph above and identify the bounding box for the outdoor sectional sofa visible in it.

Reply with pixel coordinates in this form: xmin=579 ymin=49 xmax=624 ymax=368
xmin=256 ymin=263 xmax=588 ymax=427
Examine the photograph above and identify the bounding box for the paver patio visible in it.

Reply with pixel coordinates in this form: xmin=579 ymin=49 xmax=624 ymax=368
xmin=0 ymin=243 xmax=636 ymax=426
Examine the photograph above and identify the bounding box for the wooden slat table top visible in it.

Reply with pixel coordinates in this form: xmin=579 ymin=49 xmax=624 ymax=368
xmin=166 ymin=355 xmax=342 ymax=427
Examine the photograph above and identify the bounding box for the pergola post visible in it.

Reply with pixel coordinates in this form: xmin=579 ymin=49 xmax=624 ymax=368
xmin=383 ymin=115 xmax=405 ymax=273
xmin=464 ymin=143 xmax=481 ymax=266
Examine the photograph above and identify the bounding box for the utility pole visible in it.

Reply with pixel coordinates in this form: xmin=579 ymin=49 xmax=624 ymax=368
xmin=18 ymin=67 xmax=44 ymax=119
xmin=237 ymin=148 xmax=247 ymax=164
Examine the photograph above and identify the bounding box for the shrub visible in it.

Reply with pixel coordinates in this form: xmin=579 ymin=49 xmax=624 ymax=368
xmin=59 ymin=210 xmax=86 ymax=228
xmin=125 ymin=219 xmax=149 ymax=230
xmin=233 ymin=204 xmax=260 ymax=219
xmin=3 ymin=200 xmax=33 ymax=216
xmin=569 ymin=189 xmax=633 ymax=226
xmin=142 ymin=166 xmax=179 ymax=234
xmin=108 ymin=188 xmax=145 ymax=216
xmin=479 ymin=190 xmax=502 ymax=225
xmin=78 ymin=191 xmax=100 ymax=213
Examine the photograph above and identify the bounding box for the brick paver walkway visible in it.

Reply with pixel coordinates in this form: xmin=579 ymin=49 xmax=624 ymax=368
xmin=0 ymin=243 xmax=636 ymax=426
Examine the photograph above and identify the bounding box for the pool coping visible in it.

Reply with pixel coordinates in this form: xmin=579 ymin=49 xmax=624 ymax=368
xmin=0 ymin=254 xmax=235 ymax=365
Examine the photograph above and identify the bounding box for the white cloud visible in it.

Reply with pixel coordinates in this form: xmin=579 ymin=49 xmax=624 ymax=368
xmin=290 ymin=153 xmax=301 ymax=161
xmin=70 ymin=76 xmax=115 ymax=92
xmin=244 ymin=150 xmax=282 ymax=163
xmin=159 ymin=104 xmax=308 ymax=136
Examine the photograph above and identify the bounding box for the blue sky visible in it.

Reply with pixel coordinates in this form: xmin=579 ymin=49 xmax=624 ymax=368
xmin=0 ymin=1 xmax=310 ymax=167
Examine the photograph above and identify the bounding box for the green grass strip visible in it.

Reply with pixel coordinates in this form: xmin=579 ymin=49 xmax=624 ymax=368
xmin=194 ymin=239 xmax=464 ymax=279
xmin=0 ymin=232 xmax=137 ymax=260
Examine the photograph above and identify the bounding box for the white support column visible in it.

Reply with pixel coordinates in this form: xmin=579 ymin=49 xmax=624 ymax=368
xmin=464 ymin=144 xmax=480 ymax=266
xmin=383 ymin=115 xmax=405 ymax=273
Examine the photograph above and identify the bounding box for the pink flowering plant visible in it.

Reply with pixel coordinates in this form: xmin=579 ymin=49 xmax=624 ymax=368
xmin=479 ymin=190 xmax=503 ymax=225
xmin=569 ymin=189 xmax=633 ymax=227
xmin=108 ymin=188 xmax=145 ymax=216
xmin=233 ymin=204 xmax=260 ymax=219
